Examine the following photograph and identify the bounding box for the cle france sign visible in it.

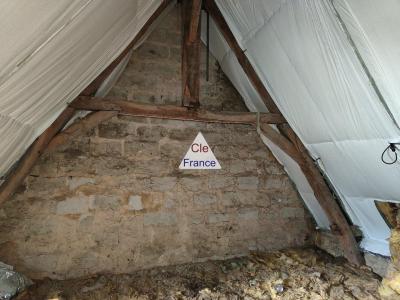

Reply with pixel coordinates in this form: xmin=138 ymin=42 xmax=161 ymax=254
xmin=179 ymin=132 xmax=221 ymax=170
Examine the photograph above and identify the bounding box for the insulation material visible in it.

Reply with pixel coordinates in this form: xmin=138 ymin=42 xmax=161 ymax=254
xmin=0 ymin=0 xmax=162 ymax=178
xmin=0 ymin=262 xmax=31 ymax=300
xmin=206 ymin=0 xmax=400 ymax=255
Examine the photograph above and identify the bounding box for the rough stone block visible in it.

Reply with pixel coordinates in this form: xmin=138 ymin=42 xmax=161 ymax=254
xmin=208 ymin=177 xmax=234 ymax=189
xmin=94 ymin=195 xmax=120 ymax=210
xmin=167 ymin=127 xmax=198 ymax=141
xmin=128 ymin=195 xmax=143 ymax=211
xmin=134 ymin=126 xmax=168 ymax=142
xmin=56 ymin=195 xmax=94 ymax=215
xmin=134 ymin=42 xmax=169 ymax=60
xmin=237 ymin=177 xmax=259 ymax=190
xmin=67 ymin=177 xmax=95 ymax=190
xmin=130 ymin=160 xmax=173 ymax=176
xmin=219 ymin=191 xmax=236 ymax=207
xmin=125 ymin=141 xmax=159 ymax=160
xmin=261 ymin=175 xmax=290 ymax=191
xmin=27 ymin=176 xmax=66 ymax=194
xmin=159 ymin=139 xmax=186 ymax=158
xmin=194 ymin=193 xmax=217 ymax=206
xmin=264 ymin=163 xmax=285 ymax=175
xmin=180 ymin=177 xmax=206 ymax=192
xmin=229 ymin=159 xmax=258 ymax=174
xmin=150 ymin=177 xmax=177 ymax=191
xmin=191 ymin=212 xmax=204 ymax=225
xmin=281 ymin=207 xmax=304 ymax=218
xmin=90 ymin=138 xmax=123 ymax=157
xmin=169 ymin=46 xmax=181 ymax=63
xmin=143 ymin=212 xmax=177 ymax=226
xmin=208 ymin=213 xmax=230 ymax=224
xmin=201 ymin=132 xmax=228 ymax=146
xmin=238 ymin=208 xmax=259 ymax=221
xmin=94 ymin=157 xmax=129 ymax=176
xmin=365 ymin=252 xmax=390 ymax=277
xmin=98 ymin=121 xmax=130 ymax=139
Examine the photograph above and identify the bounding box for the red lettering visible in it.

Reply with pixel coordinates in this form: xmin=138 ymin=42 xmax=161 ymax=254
xmin=191 ymin=143 xmax=209 ymax=152
xmin=191 ymin=143 xmax=200 ymax=152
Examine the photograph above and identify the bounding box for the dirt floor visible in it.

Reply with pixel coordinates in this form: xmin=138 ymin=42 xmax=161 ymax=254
xmin=17 ymin=248 xmax=381 ymax=300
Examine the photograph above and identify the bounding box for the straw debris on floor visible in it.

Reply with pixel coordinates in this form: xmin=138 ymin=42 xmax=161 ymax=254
xmin=17 ymin=248 xmax=380 ymax=300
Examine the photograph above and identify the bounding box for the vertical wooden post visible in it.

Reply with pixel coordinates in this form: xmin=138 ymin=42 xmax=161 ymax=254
xmin=182 ymin=0 xmax=202 ymax=107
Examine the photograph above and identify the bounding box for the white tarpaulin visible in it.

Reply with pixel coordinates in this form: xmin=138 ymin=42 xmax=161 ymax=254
xmin=204 ymin=0 xmax=400 ymax=255
xmin=0 ymin=0 xmax=162 ymax=178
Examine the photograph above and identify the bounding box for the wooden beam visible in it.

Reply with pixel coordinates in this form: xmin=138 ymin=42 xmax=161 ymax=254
xmin=0 ymin=108 xmax=75 ymax=206
xmin=205 ymin=0 xmax=363 ymax=265
xmin=182 ymin=0 xmax=202 ymax=107
xmin=70 ymin=96 xmax=286 ymax=125
xmin=204 ymin=0 xmax=280 ymax=114
xmin=259 ymin=124 xmax=302 ymax=163
xmin=81 ymin=0 xmax=173 ymax=96
xmin=46 ymin=111 xmax=118 ymax=153
xmin=188 ymin=0 xmax=203 ymax=43
xmin=298 ymin=152 xmax=364 ymax=264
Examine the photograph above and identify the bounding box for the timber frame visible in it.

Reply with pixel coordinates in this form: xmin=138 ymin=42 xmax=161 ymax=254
xmin=0 ymin=0 xmax=363 ymax=266
xmin=181 ymin=0 xmax=202 ymax=107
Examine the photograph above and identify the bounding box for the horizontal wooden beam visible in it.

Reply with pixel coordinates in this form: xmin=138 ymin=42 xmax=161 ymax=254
xmin=69 ymin=96 xmax=286 ymax=125
xmin=0 ymin=107 xmax=75 ymax=206
xmin=46 ymin=111 xmax=118 ymax=153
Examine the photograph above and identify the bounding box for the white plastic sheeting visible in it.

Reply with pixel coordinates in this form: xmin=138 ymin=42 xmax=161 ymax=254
xmin=204 ymin=0 xmax=400 ymax=255
xmin=0 ymin=0 xmax=162 ymax=178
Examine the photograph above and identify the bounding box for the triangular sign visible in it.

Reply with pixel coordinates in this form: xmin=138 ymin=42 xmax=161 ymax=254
xmin=179 ymin=132 xmax=221 ymax=169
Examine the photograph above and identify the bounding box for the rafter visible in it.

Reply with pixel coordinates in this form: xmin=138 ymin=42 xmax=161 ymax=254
xmin=204 ymin=0 xmax=363 ymax=265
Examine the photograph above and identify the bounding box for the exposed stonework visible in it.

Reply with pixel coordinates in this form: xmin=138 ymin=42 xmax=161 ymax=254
xmin=0 ymin=4 xmax=314 ymax=279
xmin=107 ymin=3 xmax=246 ymax=112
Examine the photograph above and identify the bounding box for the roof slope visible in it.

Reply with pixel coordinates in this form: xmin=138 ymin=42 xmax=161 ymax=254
xmin=0 ymin=0 xmax=162 ymax=178
xmin=207 ymin=0 xmax=400 ymax=255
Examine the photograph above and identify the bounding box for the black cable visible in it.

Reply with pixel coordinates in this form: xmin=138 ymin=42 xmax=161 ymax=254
xmin=206 ymin=10 xmax=210 ymax=82
xmin=381 ymin=143 xmax=400 ymax=165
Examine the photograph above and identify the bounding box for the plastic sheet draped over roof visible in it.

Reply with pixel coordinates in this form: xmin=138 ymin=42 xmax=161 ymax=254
xmin=0 ymin=0 xmax=162 ymax=178
xmin=205 ymin=0 xmax=400 ymax=255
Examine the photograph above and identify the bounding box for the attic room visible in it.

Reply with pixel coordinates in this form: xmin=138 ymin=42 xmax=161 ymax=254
xmin=0 ymin=0 xmax=399 ymax=299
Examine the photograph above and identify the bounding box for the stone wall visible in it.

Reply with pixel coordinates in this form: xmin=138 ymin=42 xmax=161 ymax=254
xmin=107 ymin=3 xmax=246 ymax=111
xmin=0 ymin=3 xmax=314 ymax=279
